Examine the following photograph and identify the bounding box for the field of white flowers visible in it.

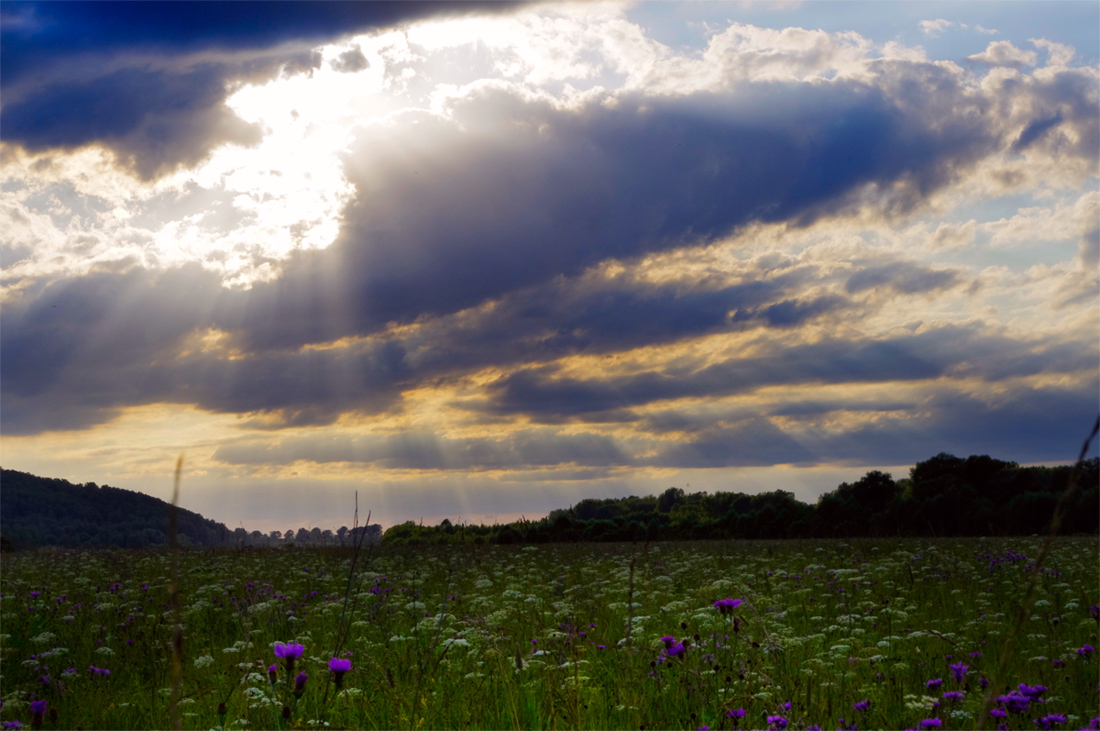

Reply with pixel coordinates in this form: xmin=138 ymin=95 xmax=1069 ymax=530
xmin=1 ymin=537 xmax=1097 ymax=730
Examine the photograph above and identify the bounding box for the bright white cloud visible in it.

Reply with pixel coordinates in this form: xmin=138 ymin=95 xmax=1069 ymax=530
xmin=969 ymin=40 xmax=1038 ymax=68
xmin=919 ymin=19 xmax=953 ymax=35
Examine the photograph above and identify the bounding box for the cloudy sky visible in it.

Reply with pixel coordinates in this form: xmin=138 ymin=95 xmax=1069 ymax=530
xmin=2 ymin=1 xmax=1097 ymax=532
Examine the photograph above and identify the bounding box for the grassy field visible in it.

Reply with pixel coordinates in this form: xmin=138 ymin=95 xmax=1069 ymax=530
xmin=1 ymin=537 xmax=1097 ymax=730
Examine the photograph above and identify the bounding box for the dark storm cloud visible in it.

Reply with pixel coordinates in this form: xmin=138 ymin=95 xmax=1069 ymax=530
xmin=3 ymin=245 xmax=1091 ymax=436
xmin=231 ymin=79 xmax=995 ymax=350
xmin=2 ymin=65 xmax=266 ymax=180
xmin=808 ymin=383 xmax=1100 ymax=466
xmin=0 ymin=1 xmax=519 ymax=84
xmin=1 ymin=1 xmax=521 ymax=178
xmin=0 ymin=257 xmax=838 ymax=433
xmin=212 ymin=429 xmax=630 ymax=471
xmin=483 ymin=324 xmax=1098 ymax=420
xmin=646 ymin=418 xmax=816 ymax=468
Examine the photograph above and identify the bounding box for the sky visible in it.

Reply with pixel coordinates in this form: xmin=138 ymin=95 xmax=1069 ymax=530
xmin=1 ymin=1 xmax=1097 ymax=533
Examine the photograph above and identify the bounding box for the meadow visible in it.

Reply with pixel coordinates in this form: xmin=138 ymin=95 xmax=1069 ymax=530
xmin=1 ymin=537 xmax=1097 ymax=731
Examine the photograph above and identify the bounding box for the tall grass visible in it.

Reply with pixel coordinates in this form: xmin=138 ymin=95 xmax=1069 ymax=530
xmin=1 ymin=535 xmax=1096 ymax=730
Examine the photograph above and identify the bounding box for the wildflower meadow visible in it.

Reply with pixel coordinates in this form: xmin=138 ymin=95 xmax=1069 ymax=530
xmin=1 ymin=537 xmax=1097 ymax=730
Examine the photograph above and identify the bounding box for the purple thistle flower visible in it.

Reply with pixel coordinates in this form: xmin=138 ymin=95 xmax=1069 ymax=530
xmin=1018 ymin=683 xmax=1047 ymax=698
xmin=275 ymin=642 xmax=305 ymax=673
xmin=989 ymin=709 xmax=1007 ymax=719
xmin=1036 ymin=714 xmax=1067 ymax=729
xmin=807 ymin=726 xmax=822 ymax=731
xmin=943 ymin=691 xmax=964 ymax=703
xmin=714 ymin=598 xmax=743 ymax=614
xmin=268 ymin=664 xmax=278 ymax=685
xmin=660 ymin=636 xmax=677 ymax=649
xmin=1091 ymin=605 xmax=1100 ymax=621
xmin=329 ymin=657 xmax=351 ymax=689
xmin=919 ymin=720 xmax=941 ymax=729
xmin=29 ymin=700 xmax=45 ymax=730
xmin=293 ymin=671 xmax=308 ymax=697
xmin=2 ymin=722 xmax=23 ymax=729
xmin=948 ymin=662 xmax=968 ymax=683
xmin=782 ymin=701 xmax=791 ymax=711
xmin=979 ymin=676 xmax=989 ymax=690
xmin=853 ymin=700 xmax=870 ymax=713
xmin=1079 ymin=644 xmax=1095 ymax=657
xmin=727 ymin=709 xmax=746 ymax=719
xmin=1089 ymin=718 xmax=1100 ymax=730
xmin=996 ymin=691 xmax=1031 ymax=714
xmin=274 ymin=642 xmax=305 ymax=659
xmin=925 ymin=678 xmax=942 ymax=690
xmin=767 ymin=716 xmax=788 ymax=730
xmin=667 ymin=642 xmax=685 ymax=658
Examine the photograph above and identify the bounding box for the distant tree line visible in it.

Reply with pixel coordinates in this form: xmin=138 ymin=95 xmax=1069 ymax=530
xmin=380 ymin=453 xmax=1099 ymax=545
xmin=0 ymin=469 xmax=381 ymax=551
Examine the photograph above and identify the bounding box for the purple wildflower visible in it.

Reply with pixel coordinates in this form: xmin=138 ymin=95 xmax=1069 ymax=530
xmin=943 ymin=691 xmax=964 ymax=703
xmin=727 ymin=709 xmax=746 ymax=719
xmin=29 ymin=700 xmax=45 ymax=730
xmin=948 ymin=662 xmax=968 ymax=683
xmin=925 ymin=678 xmax=943 ymax=690
xmin=2 ymin=722 xmax=23 ymax=729
xmin=275 ymin=642 xmax=305 ymax=673
xmin=1079 ymin=644 xmax=1095 ymax=657
xmin=660 ymin=636 xmax=677 ymax=649
xmin=1089 ymin=718 xmax=1100 ymax=730
xmin=293 ymin=671 xmax=308 ymax=697
xmin=268 ymin=664 xmax=278 ymax=685
xmin=767 ymin=716 xmax=788 ymax=730
xmin=274 ymin=642 xmax=305 ymax=659
xmin=997 ymin=691 xmax=1031 ymax=714
xmin=1036 ymin=714 xmax=1067 ymax=729
xmin=1018 ymin=683 xmax=1047 ymax=698
xmin=782 ymin=701 xmax=791 ymax=711
xmin=88 ymin=665 xmax=110 ymax=675
xmin=714 ymin=598 xmax=743 ymax=615
xmin=853 ymin=700 xmax=870 ymax=713
xmin=989 ymin=709 xmax=1007 ymax=719
xmin=667 ymin=642 xmax=686 ymax=658
xmin=1091 ymin=605 xmax=1100 ymax=621
xmin=329 ymin=657 xmax=351 ymax=689
xmin=919 ymin=720 xmax=941 ymax=729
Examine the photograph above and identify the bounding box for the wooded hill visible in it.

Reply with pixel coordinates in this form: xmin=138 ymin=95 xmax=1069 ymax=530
xmin=0 ymin=468 xmax=382 ymax=551
xmin=0 ymin=469 xmax=231 ymax=549
xmin=381 ymin=453 xmax=1100 ymax=544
